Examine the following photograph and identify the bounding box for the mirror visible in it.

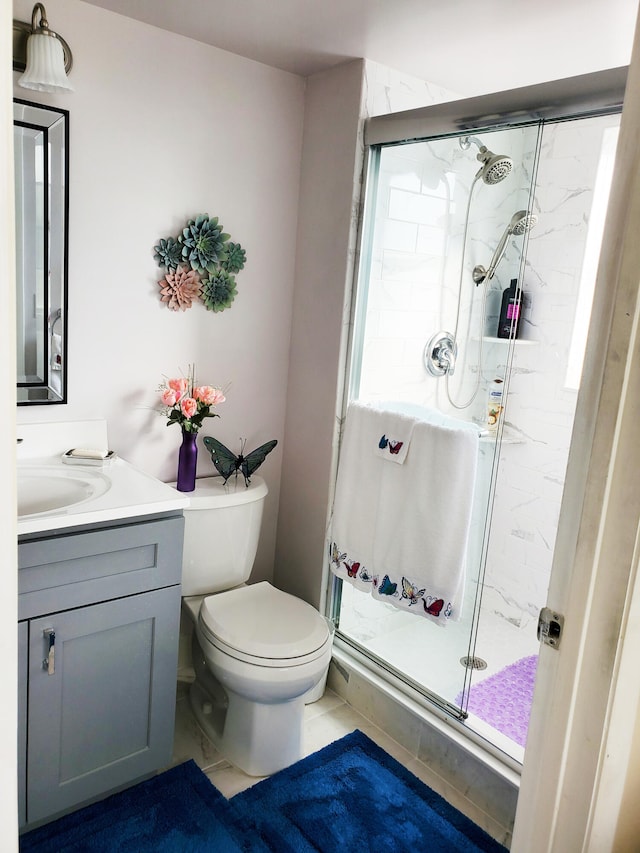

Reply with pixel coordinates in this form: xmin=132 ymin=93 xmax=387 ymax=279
xmin=14 ymin=98 xmax=68 ymax=405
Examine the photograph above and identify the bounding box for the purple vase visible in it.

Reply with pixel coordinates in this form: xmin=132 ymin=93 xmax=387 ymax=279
xmin=177 ymin=428 xmax=198 ymax=492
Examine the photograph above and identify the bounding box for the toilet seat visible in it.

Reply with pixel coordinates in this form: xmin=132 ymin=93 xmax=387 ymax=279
xmin=198 ymin=581 xmax=330 ymax=666
xmin=199 ymin=630 xmax=332 ymax=669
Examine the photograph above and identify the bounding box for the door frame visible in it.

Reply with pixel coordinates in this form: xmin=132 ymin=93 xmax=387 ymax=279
xmin=512 ymin=9 xmax=640 ymax=850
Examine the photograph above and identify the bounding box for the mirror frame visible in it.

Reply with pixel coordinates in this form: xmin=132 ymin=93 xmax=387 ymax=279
xmin=14 ymin=97 xmax=69 ymax=405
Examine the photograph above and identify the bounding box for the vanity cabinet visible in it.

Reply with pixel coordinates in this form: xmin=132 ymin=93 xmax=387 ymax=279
xmin=18 ymin=513 xmax=184 ymax=830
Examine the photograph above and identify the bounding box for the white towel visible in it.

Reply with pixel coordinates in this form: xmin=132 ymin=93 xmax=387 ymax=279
xmin=330 ymin=402 xmax=479 ymax=623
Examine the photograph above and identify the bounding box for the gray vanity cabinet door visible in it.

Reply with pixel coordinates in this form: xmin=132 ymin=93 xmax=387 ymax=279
xmin=18 ymin=622 xmax=27 ymax=829
xmin=26 ymin=586 xmax=180 ymax=825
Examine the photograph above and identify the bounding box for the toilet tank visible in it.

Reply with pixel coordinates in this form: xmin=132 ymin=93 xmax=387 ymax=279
xmin=180 ymin=475 xmax=268 ymax=596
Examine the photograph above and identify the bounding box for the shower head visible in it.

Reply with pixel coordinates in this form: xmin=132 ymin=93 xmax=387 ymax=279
xmin=472 ymin=209 xmax=538 ymax=285
xmin=511 ymin=211 xmax=538 ymax=235
xmin=475 ymin=147 xmax=514 ymax=185
xmin=459 ymin=137 xmax=514 ymax=185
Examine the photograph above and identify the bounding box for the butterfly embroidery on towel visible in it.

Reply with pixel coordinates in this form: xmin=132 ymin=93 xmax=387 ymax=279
xmin=330 ymin=542 xmax=347 ymax=570
xmin=401 ymin=577 xmax=426 ymax=606
xmin=203 ymin=436 xmax=277 ymax=486
xmin=378 ymin=575 xmax=398 ymax=596
xmin=360 ymin=569 xmax=376 ymax=583
xmin=378 ymin=435 xmax=404 ymax=455
xmin=423 ymin=597 xmax=445 ymax=617
xmin=346 ymin=561 xmax=360 ymax=578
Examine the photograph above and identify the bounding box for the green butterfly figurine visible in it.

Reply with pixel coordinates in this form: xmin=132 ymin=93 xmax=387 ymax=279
xmin=203 ymin=436 xmax=277 ymax=486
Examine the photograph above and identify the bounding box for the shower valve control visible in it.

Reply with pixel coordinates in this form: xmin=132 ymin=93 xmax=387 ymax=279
xmin=537 ymin=608 xmax=564 ymax=650
xmin=424 ymin=331 xmax=457 ymax=377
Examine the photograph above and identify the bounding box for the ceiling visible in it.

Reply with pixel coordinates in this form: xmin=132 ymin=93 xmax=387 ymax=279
xmin=80 ymin=0 xmax=638 ymax=96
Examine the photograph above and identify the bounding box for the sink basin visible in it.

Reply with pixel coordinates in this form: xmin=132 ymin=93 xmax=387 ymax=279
xmin=18 ymin=466 xmax=112 ymax=518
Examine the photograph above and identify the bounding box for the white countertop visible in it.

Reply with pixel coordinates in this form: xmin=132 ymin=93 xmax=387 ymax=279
xmin=18 ymin=456 xmax=190 ymax=537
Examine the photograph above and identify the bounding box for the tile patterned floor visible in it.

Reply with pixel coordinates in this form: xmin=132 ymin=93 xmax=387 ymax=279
xmin=167 ymin=680 xmax=512 ymax=848
xmin=169 ymin=681 xmax=415 ymax=798
xmin=171 ymin=683 xmax=460 ymax=798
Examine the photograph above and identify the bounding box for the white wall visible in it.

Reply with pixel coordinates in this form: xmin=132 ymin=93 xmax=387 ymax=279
xmin=273 ymin=59 xmax=459 ymax=608
xmin=13 ymin=0 xmax=306 ymax=582
xmin=2 ymin=0 xmax=18 ymax=847
xmin=274 ymin=60 xmax=365 ymax=607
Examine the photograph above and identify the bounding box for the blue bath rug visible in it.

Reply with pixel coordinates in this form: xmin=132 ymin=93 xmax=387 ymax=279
xmin=19 ymin=759 xmax=242 ymax=852
xmin=21 ymin=731 xmax=507 ymax=852
xmin=227 ymin=729 xmax=506 ymax=852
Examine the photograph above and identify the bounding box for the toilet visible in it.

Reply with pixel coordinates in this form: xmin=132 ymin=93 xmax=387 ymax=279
xmin=179 ymin=475 xmax=333 ymax=777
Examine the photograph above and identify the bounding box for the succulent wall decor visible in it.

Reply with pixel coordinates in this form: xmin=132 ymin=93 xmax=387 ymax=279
xmin=154 ymin=214 xmax=246 ymax=312
xmin=158 ymin=267 xmax=201 ymax=311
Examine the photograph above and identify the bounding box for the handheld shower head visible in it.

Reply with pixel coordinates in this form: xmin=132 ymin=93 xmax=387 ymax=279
xmin=472 ymin=210 xmax=538 ymax=285
xmin=511 ymin=211 xmax=538 ymax=235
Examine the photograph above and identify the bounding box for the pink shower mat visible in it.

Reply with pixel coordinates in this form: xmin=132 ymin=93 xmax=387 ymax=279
xmin=456 ymin=655 xmax=539 ymax=748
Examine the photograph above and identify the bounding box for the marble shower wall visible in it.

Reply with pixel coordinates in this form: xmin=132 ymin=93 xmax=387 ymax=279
xmin=356 ymin=124 xmax=537 ymax=416
xmin=484 ymin=113 xmax=620 ymax=626
xmin=354 ymin=111 xmax=620 ymax=637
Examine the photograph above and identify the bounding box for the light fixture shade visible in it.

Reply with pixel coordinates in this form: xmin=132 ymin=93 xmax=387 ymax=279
xmin=18 ymin=32 xmax=73 ymax=93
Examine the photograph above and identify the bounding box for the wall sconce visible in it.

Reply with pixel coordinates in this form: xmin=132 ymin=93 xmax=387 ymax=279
xmin=13 ymin=3 xmax=73 ymax=93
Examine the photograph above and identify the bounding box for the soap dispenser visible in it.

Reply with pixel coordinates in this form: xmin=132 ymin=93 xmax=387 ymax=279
xmin=497 ymin=279 xmax=522 ymax=339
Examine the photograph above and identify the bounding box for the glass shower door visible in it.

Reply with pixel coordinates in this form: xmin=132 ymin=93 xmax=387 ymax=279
xmin=333 ymin=123 xmax=542 ymax=715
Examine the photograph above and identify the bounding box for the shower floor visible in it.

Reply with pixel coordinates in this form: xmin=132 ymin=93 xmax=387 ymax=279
xmin=337 ymin=582 xmax=540 ymax=762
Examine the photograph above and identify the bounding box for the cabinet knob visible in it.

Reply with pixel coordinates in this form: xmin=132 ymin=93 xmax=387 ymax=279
xmin=42 ymin=629 xmax=55 ymax=675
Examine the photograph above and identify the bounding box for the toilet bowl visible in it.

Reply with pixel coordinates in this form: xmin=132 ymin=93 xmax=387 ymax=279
xmin=186 ymin=582 xmax=332 ymax=775
xmin=178 ymin=475 xmax=333 ymax=776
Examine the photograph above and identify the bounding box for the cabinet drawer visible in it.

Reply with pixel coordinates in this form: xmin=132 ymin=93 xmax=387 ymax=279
xmin=19 ymin=515 xmax=184 ymax=619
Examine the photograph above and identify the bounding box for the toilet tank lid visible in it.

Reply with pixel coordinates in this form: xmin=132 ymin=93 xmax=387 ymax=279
xmin=200 ymin=581 xmax=330 ymax=659
xmin=177 ymin=475 xmax=268 ymax=508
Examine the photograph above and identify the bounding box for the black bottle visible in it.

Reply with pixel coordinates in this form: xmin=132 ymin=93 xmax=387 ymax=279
xmin=497 ymin=279 xmax=522 ymax=339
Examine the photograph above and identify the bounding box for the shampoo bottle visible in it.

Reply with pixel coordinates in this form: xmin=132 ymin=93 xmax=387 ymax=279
xmin=487 ymin=378 xmax=504 ymax=432
xmin=497 ymin=279 xmax=522 ymax=339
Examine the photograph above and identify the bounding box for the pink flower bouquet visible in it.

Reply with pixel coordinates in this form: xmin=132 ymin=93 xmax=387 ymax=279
xmin=159 ymin=366 xmax=225 ymax=433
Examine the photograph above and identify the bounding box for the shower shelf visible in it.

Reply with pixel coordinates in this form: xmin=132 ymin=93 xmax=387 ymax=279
xmin=479 ymin=433 xmax=525 ymax=445
xmin=480 ymin=336 xmax=538 ymax=345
